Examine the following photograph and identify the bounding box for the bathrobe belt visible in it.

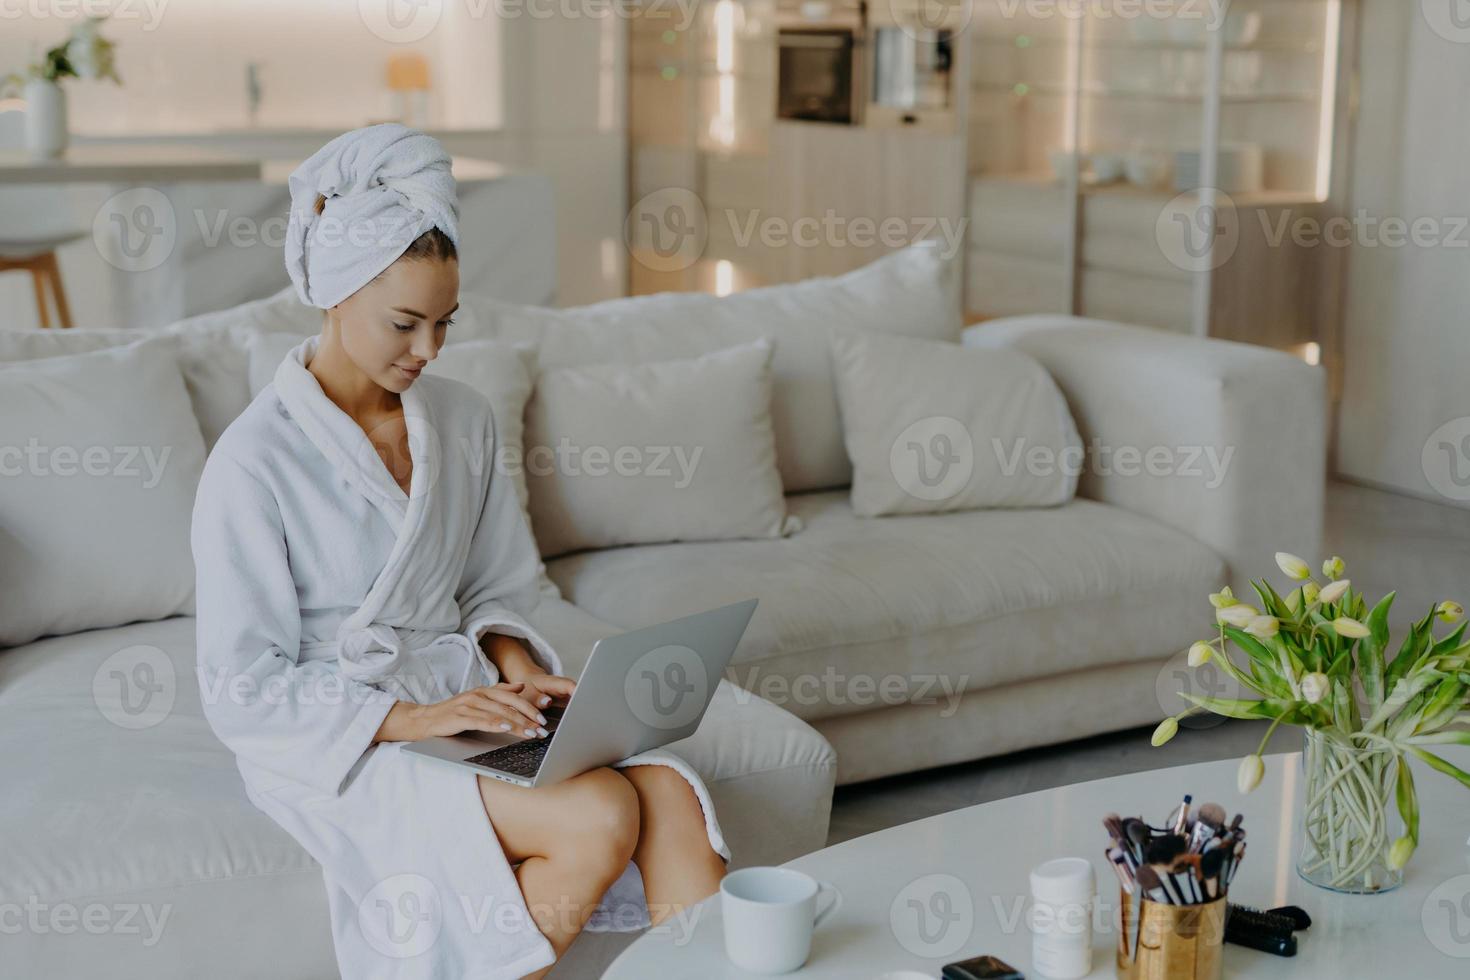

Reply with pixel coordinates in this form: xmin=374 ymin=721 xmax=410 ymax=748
xmin=297 ymin=626 xmax=488 ymax=704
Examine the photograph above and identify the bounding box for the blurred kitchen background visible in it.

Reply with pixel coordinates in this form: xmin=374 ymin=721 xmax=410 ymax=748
xmin=2 ymin=0 xmax=1468 ymax=504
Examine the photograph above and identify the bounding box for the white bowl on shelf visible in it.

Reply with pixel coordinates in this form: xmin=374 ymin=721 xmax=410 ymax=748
xmin=1090 ymin=152 xmax=1125 ymax=184
xmin=1048 ymin=148 xmax=1081 ymax=184
xmin=1124 ymin=151 xmax=1170 ymax=189
xmin=1224 ymin=11 xmax=1263 ymax=46
xmin=1127 ymin=16 xmax=1168 ymax=44
xmin=1166 ymin=17 xmax=1205 ymax=45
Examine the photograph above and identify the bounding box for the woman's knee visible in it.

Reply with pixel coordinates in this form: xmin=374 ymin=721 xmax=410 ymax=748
xmin=564 ymin=768 xmax=641 ymax=865
xmin=623 ymin=763 xmax=697 ymax=804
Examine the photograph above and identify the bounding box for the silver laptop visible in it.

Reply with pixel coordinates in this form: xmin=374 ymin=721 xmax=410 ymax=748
xmin=403 ymin=599 xmax=758 ymax=787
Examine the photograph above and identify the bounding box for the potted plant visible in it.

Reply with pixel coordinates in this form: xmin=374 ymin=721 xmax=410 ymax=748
xmin=1152 ymin=553 xmax=1470 ymax=893
xmin=3 ymin=16 xmax=121 ymax=158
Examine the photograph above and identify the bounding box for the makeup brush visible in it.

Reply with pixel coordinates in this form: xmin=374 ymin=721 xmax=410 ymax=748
xmin=1134 ymin=865 xmax=1170 ymax=905
xmin=1169 ymin=793 xmax=1194 ymax=836
xmin=1124 ymin=818 xmax=1152 ymax=863
xmin=1190 ymin=802 xmax=1226 ymax=852
xmin=1144 ymin=836 xmax=1191 ymax=904
xmin=1106 ymin=847 xmax=1134 ymax=894
xmin=1197 ymin=802 xmax=1227 ymax=830
xmin=1199 ymin=847 xmax=1228 ymax=899
xmin=1145 ymin=835 xmax=1187 ymax=865
xmin=1171 ymin=852 xmax=1205 ymax=903
xmin=1228 ymin=842 xmax=1247 ymax=887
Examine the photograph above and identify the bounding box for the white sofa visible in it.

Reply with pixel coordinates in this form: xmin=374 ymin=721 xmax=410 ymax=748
xmin=0 ymin=245 xmax=1325 ymax=979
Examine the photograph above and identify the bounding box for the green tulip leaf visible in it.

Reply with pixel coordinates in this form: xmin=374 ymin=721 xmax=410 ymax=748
xmin=1407 ymin=730 xmax=1470 ymax=747
xmin=1180 ymin=694 xmax=1285 ymax=720
xmin=1357 ymin=592 xmax=1394 ymax=707
xmin=1386 ymin=620 xmax=1429 ymax=689
xmin=1251 ymin=580 xmax=1284 ymax=619
xmin=1407 ymin=747 xmax=1470 ymax=792
xmin=1396 ymin=756 xmax=1420 ymax=848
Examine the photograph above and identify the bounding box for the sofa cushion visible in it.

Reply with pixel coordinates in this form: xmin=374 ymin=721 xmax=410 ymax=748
xmin=0 ymin=286 xmax=523 ymax=456
xmin=0 ymin=288 xmax=325 ymax=451
xmin=466 ymin=243 xmax=962 ymax=493
xmin=829 ymin=329 xmax=1081 ymax=516
xmin=546 ymin=490 xmax=1227 ymax=723
xmin=0 ymin=336 xmax=207 ymax=647
xmin=0 ymin=605 xmax=835 ymax=979
xmin=526 ymin=340 xmax=798 ymax=558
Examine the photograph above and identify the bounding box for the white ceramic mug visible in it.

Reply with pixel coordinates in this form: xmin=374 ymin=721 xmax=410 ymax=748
xmin=721 ymin=867 xmax=842 ymax=974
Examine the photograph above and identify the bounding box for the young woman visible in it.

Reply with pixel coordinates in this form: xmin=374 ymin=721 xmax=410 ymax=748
xmin=191 ymin=124 xmax=726 ymax=980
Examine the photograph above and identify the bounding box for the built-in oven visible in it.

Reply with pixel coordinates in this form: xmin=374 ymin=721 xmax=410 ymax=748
xmin=776 ymin=4 xmax=865 ymax=125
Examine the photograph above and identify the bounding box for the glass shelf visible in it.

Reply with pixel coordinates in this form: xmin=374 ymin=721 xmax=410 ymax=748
xmin=972 ymin=82 xmax=1321 ymax=103
xmin=964 ymin=0 xmax=1343 ymax=335
xmin=971 ymin=35 xmax=1321 ymax=54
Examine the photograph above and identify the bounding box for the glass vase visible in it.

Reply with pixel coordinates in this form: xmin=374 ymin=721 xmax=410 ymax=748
xmin=1296 ymin=730 xmax=1403 ymax=894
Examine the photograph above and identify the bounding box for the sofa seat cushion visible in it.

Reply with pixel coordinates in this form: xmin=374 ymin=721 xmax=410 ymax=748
xmin=1 ymin=602 xmax=835 ymax=979
xmin=546 ymin=491 xmax=1227 ymax=723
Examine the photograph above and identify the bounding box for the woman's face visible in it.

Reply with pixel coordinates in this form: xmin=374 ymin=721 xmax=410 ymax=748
xmin=329 ymin=256 xmax=460 ymax=393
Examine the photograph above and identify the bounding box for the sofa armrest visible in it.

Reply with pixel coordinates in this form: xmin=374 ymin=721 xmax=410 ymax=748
xmin=964 ymin=315 xmax=1327 ymax=596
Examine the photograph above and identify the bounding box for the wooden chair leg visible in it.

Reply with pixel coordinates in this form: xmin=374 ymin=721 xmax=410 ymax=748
xmin=43 ymin=252 xmax=73 ymax=328
xmin=30 ymin=265 xmax=52 ymax=328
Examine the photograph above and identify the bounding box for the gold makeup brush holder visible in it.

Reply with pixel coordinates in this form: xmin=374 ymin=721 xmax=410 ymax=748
xmin=1116 ymin=890 xmax=1226 ymax=980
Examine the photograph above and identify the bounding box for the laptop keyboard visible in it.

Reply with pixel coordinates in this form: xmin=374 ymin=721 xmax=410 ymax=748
xmin=463 ymin=704 xmax=564 ymax=777
xmin=466 ymin=737 xmax=551 ymax=777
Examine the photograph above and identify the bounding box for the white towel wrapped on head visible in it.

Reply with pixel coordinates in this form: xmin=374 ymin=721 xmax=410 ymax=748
xmin=285 ymin=122 xmax=460 ymax=309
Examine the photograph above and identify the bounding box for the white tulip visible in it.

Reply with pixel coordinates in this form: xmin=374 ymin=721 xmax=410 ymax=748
xmin=1438 ymin=601 xmax=1464 ymax=625
xmin=1216 ymin=604 xmax=1260 ymax=628
xmin=1388 ymin=835 xmax=1416 ymax=871
xmin=1276 ymin=552 xmax=1311 ymax=580
xmin=1333 ymin=617 xmax=1371 ymax=639
xmin=1302 ymin=581 xmax=1320 ymax=605
xmin=1245 ymin=615 xmax=1280 ymax=639
xmin=1188 ymin=641 xmax=1214 ymax=667
xmin=1151 ymin=717 xmax=1179 ymax=747
xmin=1318 ymin=579 xmax=1351 ymax=605
xmin=1322 ymin=556 xmax=1345 ymax=580
xmin=1208 ymin=586 xmax=1237 ymax=609
xmin=1300 ymin=672 xmax=1330 ymax=704
xmin=1237 ymin=754 xmax=1265 ymax=794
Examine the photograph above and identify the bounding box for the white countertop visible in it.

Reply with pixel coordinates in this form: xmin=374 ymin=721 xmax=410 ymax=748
xmin=0 ymin=145 xmax=262 ymax=184
xmin=73 ymin=126 xmax=502 ymax=143
xmin=258 ymin=156 xmax=510 ymax=184
xmin=1 ymin=144 xmax=511 ymax=185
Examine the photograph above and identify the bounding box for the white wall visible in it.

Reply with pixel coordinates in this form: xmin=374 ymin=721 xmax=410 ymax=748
xmin=0 ymin=0 xmax=501 ymax=132
xmin=1336 ymin=1 xmax=1470 ymax=504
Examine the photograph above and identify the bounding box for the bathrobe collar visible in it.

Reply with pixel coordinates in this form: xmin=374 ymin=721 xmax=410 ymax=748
xmin=273 ymin=334 xmax=440 ymax=522
xmin=274 ymin=334 xmax=473 ymax=690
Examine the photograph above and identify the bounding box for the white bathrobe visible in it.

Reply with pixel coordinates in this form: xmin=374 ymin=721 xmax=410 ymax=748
xmin=191 ymin=335 xmax=728 ymax=980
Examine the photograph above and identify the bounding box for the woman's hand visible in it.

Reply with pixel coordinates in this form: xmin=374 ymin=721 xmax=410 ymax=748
xmin=514 ymin=672 xmax=577 ymax=710
xmin=374 ymin=681 xmax=553 ymax=743
xmin=484 ymin=634 xmax=577 ymax=709
xmin=483 ymin=632 xmax=575 ymax=696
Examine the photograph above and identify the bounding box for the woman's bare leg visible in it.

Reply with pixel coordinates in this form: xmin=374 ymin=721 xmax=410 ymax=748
xmin=477 ymin=766 xmax=640 ymax=980
xmin=620 ymin=764 xmax=727 ymax=926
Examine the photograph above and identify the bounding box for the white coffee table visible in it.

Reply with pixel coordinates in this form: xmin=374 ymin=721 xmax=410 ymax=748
xmin=604 ymin=748 xmax=1470 ymax=979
